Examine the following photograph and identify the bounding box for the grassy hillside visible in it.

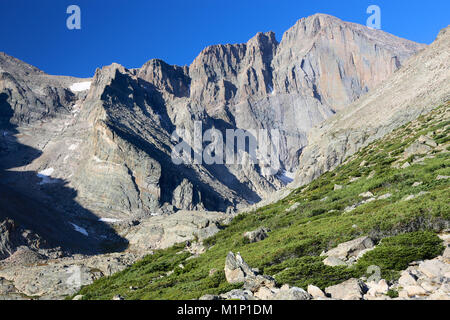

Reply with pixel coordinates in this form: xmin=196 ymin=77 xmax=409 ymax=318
xmin=75 ymin=103 xmax=449 ymax=300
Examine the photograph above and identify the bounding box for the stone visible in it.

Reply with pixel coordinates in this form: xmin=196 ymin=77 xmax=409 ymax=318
xmin=412 ymin=181 xmax=423 ymax=187
xmin=359 ymin=191 xmax=374 ymax=198
xmin=436 ymin=175 xmax=450 ymax=180
xmin=377 ymin=193 xmax=392 ymax=200
xmin=322 ymin=236 xmax=375 ymax=260
xmin=323 ymin=256 xmax=348 ymax=267
xmin=404 ymin=285 xmax=427 ymax=297
xmin=404 ymin=142 xmax=432 ymax=159
xmin=72 ymin=295 xmax=84 ymax=300
xmin=420 ymin=281 xmax=438 ymax=292
xmin=427 ymin=290 xmax=450 ymax=300
xmin=367 ymin=279 xmax=389 ymax=296
xmin=220 ymin=289 xmax=254 ymax=301
xmin=401 ymin=162 xmax=411 ymax=169
xmin=442 ymin=246 xmax=450 ymax=262
xmin=273 ymin=285 xmax=311 ymax=300
xmin=112 ymin=295 xmax=125 ymax=300
xmin=243 ymin=275 xmax=277 ymax=293
xmin=243 ymin=227 xmax=270 ymax=243
xmin=418 ymin=260 xmax=450 ymax=278
xmin=334 ymin=184 xmax=343 ymax=191
xmin=224 ymin=252 xmax=254 ymax=284
xmin=307 ymin=285 xmax=326 ymax=298
xmin=398 ymin=271 xmax=418 ymax=287
xmin=254 ymin=286 xmax=277 ymax=300
xmin=126 ymin=211 xmax=228 ymax=251
xmin=325 ymin=279 xmax=367 ymax=300
xmin=418 ymin=135 xmax=437 ymax=147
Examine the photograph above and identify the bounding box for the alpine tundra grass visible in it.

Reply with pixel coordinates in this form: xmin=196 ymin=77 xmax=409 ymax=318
xmin=74 ymin=103 xmax=449 ymax=300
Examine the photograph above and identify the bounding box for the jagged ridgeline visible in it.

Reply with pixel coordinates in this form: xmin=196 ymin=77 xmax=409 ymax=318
xmin=75 ymin=103 xmax=449 ymax=300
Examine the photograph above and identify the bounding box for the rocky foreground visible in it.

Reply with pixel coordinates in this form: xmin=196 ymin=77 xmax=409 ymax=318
xmin=200 ymin=231 xmax=449 ymax=301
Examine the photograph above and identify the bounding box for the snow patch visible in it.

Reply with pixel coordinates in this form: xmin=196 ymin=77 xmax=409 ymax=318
xmin=70 ymin=81 xmax=91 ymax=92
xmin=70 ymin=223 xmax=89 ymax=236
xmin=98 ymin=218 xmax=122 ymax=223
xmin=37 ymin=168 xmax=57 ymax=185
xmin=68 ymin=143 xmax=79 ymax=151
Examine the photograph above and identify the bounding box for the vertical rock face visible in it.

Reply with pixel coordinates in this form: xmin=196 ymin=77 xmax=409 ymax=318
xmin=137 ymin=59 xmax=190 ymax=98
xmin=293 ymin=25 xmax=450 ymax=188
xmin=272 ymin=14 xmax=423 ymax=111
xmin=189 ymin=31 xmax=278 ymax=115
xmin=0 ymin=14 xmax=428 ymax=222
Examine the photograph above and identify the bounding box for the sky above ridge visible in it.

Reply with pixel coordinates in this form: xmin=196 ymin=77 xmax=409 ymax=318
xmin=0 ymin=0 xmax=448 ymax=78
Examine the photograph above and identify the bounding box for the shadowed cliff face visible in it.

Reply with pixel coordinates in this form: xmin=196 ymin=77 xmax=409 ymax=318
xmin=0 ymin=95 xmax=128 ymax=260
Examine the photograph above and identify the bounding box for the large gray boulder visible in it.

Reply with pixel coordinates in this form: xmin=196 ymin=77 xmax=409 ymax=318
xmin=325 ymin=279 xmax=367 ymax=300
xmin=321 ymin=236 xmax=375 ymax=261
xmin=243 ymin=227 xmax=270 ymax=243
xmin=224 ymin=252 xmax=255 ymax=284
xmin=273 ymin=285 xmax=311 ymax=300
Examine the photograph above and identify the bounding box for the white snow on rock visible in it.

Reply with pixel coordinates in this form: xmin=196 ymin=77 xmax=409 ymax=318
xmin=70 ymin=223 xmax=89 ymax=236
xmin=37 ymin=168 xmax=57 ymax=185
xmin=98 ymin=218 xmax=122 ymax=223
xmin=70 ymin=81 xmax=91 ymax=92
xmin=68 ymin=143 xmax=79 ymax=151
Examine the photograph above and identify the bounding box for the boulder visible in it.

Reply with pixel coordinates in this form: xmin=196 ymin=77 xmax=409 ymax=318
xmin=273 ymin=285 xmax=311 ymax=300
xmin=403 ymin=141 xmax=432 ymax=159
xmin=307 ymin=285 xmax=326 ymax=298
xmin=254 ymin=286 xmax=278 ymax=300
xmin=220 ymin=289 xmax=255 ymax=301
xmin=398 ymin=271 xmax=418 ymax=287
xmin=359 ymin=191 xmax=374 ymax=198
xmin=323 ymin=256 xmax=348 ymax=267
xmin=224 ymin=252 xmax=254 ymax=284
xmin=325 ymin=279 xmax=367 ymax=300
xmin=418 ymin=260 xmax=450 ymax=278
xmin=243 ymin=274 xmax=277 ymax=292
xmin=366 ymin=279 xmax=389 ymax=296
xmin=418 ymin=135 xmax=437 ymax=147
xmin=243 ymin=227 xmax=270 ymax=243
xmin=404 ymin=285 xmax=427 ymax=297
xmin=322 ymin=236 xmax=375 ymax=260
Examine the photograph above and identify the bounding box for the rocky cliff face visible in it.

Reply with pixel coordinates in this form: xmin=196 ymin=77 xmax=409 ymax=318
xmin=0 ymin=14 xmax=427 ymax=261
xmin=293 ymin=25 xmax=450 ymax=188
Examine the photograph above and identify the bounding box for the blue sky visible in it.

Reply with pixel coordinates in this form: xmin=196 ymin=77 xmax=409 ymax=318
xmin=0 ymin=0 xmax=448 ymax=78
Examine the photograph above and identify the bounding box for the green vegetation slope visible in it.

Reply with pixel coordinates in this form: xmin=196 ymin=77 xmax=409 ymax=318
xmin=76 ymin=103 xmax=449 ymax=300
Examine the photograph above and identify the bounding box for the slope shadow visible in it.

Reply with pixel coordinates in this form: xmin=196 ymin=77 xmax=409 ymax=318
xmin=0 ymin=93 xmax=128 ymax=258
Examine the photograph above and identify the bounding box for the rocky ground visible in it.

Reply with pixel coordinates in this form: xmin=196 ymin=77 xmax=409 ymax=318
xmin=198 ymin=231 xmax=449 ymax=300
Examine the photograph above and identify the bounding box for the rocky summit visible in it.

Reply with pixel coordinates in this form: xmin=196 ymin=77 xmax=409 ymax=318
xmin=0 ymin=13 xmax=449 ymax=300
